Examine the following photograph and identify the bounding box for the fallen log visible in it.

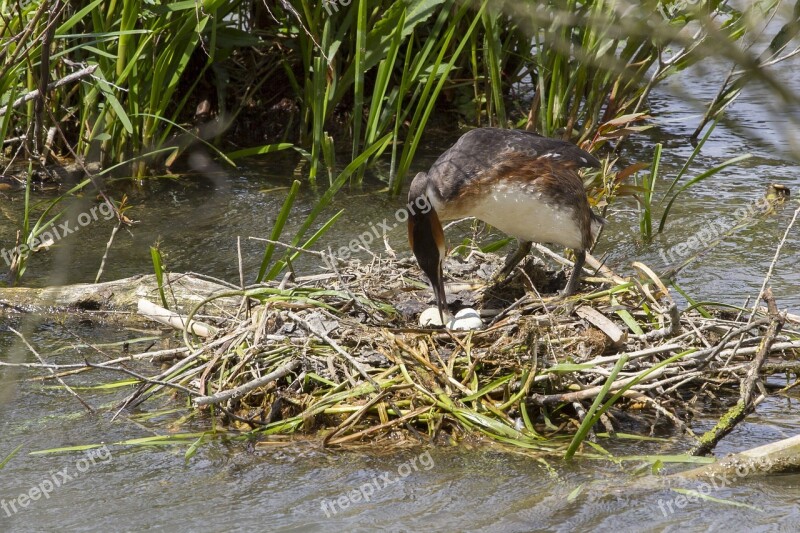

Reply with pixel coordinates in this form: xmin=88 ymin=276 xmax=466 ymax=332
xmin=0 ymin=273 xmax=241 ymax=317
xmin=678 ymin=434 xmax=800 ymax=479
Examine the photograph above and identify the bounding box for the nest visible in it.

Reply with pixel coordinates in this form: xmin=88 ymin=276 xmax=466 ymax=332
xmin=120 ymin=245 xmax=800 ymax=455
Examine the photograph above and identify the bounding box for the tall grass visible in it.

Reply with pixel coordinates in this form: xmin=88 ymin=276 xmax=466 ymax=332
xmin=2 ymin=0 xmax=787 ymax=185
xmin=0 ymin=0 xmax=247 ymax=176
xmin=264 ymin=0 xmax=786 ymax=194
xmin=2 ymin=1 xmax=796 ymax=285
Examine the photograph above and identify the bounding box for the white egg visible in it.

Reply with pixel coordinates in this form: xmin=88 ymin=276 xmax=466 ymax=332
xmin=419 ymin=307 xmax=453 ymax=327
xmin=446 ymin=308 xmax=483 ymax=330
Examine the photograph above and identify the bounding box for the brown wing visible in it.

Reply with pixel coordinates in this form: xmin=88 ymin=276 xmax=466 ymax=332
xmin=426 ymin=128 xmax=598 ymax=201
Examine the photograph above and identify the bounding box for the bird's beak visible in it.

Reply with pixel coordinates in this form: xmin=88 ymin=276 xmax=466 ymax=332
xmin=408 ymin=203 xmax=448 ymax=324
xmin=429 ymin=255 xmax=447 ymax=325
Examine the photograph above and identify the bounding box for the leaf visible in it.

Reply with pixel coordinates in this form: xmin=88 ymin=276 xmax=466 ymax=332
xmin=599 ymin=112 xmax=651 ymax=129
xmin=226 ymin=143 xmax=294 ymax=160
xmin=460 ymin=374 xmax=514 ymax=401
xmin=567 ymin=483 xmax=585 ymax=502
xmin=212 ymin=26 xmax=260 ymax=49
xmin=565 ymin=354 xmax=628 ymax=460
xmin=184 ymin=434 xmax=205 ymax=464
xmin=0 ymin=443 xmax=24 ymax=470
xmin=150 ymin=246 xmax=168 ymax=309
xmin=658 ymin=153 xmax=752 ymax=234
xmin=93 ymin=67 xmax=134 ymax=134
xmin=257 ymin=180 xmax=301 ymax=282
xmin=546 ymin=363 xmax=596 ymax=372
xmin=596 ymin=125 xmax=654 ymax=139
xmin=670 ymin=488 xmax=763 ymax=511
xmin=616 ymin=162 xmax=650 ymax=183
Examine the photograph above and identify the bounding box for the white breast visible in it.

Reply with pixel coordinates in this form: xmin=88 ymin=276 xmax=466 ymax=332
xmin=431 ymin=182 xmax=585 ymax=250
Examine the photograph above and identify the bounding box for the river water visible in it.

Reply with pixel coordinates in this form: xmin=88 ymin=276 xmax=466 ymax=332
xmin=2 ymin=48 xmax=800 ymax=533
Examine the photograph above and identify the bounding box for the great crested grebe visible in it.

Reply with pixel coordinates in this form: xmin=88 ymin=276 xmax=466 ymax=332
xmin=407 ymin=128 xmax=604 ymax=320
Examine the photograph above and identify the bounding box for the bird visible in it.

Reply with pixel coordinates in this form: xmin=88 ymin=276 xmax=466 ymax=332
xmin=407 ymin=127 xmax=604 ymax=322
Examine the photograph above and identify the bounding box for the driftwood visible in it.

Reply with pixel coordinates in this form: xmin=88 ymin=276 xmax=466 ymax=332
xmin=679 ymin=434 xmax=800 ymax=479
xmin=137 ymin=299 xmax=218 ymax=338
xmin=0 ymin=273 xmax=241 ymax=317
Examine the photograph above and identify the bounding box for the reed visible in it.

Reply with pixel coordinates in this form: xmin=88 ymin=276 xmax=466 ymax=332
xmin=1 ymin=0 xmax=785 ymax=188
xmin=0 ymin=0 xmax=246 ymax=176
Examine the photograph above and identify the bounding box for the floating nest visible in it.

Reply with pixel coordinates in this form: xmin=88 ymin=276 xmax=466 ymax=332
xmin=121 ymin=244 xmax=800 ymax=455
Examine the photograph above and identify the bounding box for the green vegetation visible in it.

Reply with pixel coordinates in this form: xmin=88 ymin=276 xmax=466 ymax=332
xmin=2 ymin=0 xmax=790 ymax=179
xmin=4 ymin=1 xmax=800 ymax=453
xmin=3 ymin=0 xmax=796 ymax=285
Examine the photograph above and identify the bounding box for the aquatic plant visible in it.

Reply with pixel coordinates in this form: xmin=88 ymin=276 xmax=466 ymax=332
xmin=2 ymin=0 xmax=790 ymax=184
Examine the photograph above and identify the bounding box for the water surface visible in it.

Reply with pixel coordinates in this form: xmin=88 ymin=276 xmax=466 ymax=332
xmin=2 ymin=48 xmax=800 ymax=533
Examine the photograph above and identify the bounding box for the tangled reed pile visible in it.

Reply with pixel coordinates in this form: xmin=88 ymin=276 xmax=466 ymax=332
xmin=121 ymin=246 xmax=800 ymax=455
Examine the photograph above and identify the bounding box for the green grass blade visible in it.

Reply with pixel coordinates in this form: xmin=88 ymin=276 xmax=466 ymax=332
xmin=658 ymin=153 xmax=752 ymax=234
xmin=225 ymin=143 xmax=294 ymax=160
xmin=0 ymin=442 xmax=25 ymax=470
xmin=565 ymin=354 xmax=628 ymax=460
xmin=150 ymin=245 xmax=168 ymax=308
xmin=257 ymin=180 xmax=301 ymax=283
xmin=640 ymin=143 xmax=660 ymax=242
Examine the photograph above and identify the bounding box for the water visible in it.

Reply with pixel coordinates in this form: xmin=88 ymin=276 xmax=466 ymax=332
xmin=2 ymin=356 xmax=799 ymax=531
xmin=3 ymin=46 xmax=800 ymax=533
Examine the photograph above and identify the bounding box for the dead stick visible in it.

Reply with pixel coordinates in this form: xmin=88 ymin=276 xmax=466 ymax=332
xmin=193 ymin=360 xmax=300 ymax=406
xmin=528 ymin=365 xmax=670 ymax=406
xmin=0 ymin=65 xmax=98 ymax=116
xmin=9 ymin=327 xmax=94 ymax=413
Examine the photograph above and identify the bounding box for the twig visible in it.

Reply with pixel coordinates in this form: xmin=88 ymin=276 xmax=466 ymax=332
xmin=629 ymin=392 xmax=695 ymax=437
xmin=83 ymin=361 xmax=199 ymax=398
xmin=0 ymin=346 xmax=190 ymax=371
xmin=580 ymin=344 xmax=684 ymax=367
xmin=0 ymin=65 xmax=98 ymax=116
xmin=633 ymin=302 xmax=680 ymax=341
xmin=249 ymin=237 xmax=333 ymax=261
xmin=193 ymin=360 xmax=300 ymax=406
xmin=690 ymin=288 xmax=785 ymax=456
xmin=739 ymin=290 xmax=783 ymax=404
xmin=95 ymin=222 xmax=121 ymax=283
xmin=691 ymin=317 xmax=772 ymax=368
xmin=9 ymin=327 xmax=94 ymax=413
xmin=288 ymin=311 xmax=371 ymax=379
xmin=750 ymin=203 xmax=800 ymax=317
xmin=528 ymin=364 xmax=672 ymax=406
xmin=114 ymin=333 xmax=237 ymax=414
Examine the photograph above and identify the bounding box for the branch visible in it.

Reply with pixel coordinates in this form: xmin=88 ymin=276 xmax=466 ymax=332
xmin=193 ymin=360 xmax=300 ymax=406
xmin=0 ymin=65 xmax=98 ymax=116
xmin=9 ymin=327 xmax=94 ymax=413
xmin=690 ymin=288 xmax=785 ymax=456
